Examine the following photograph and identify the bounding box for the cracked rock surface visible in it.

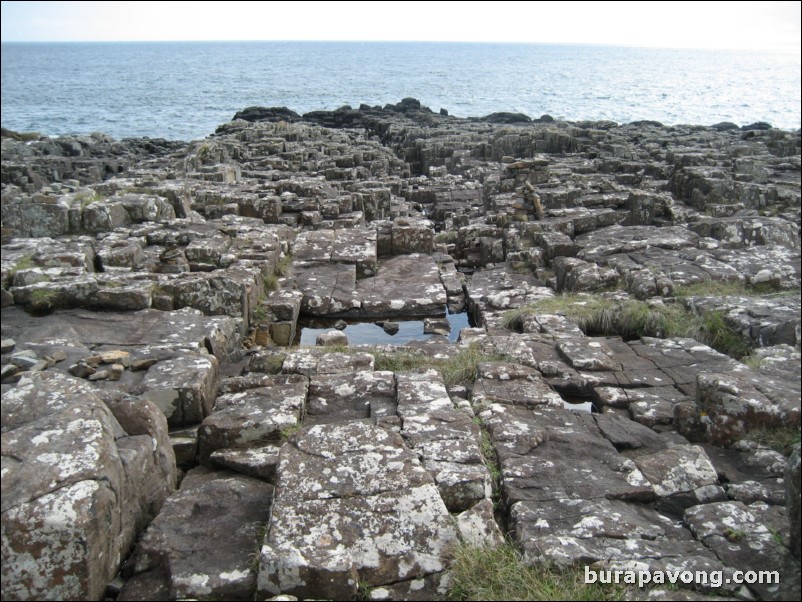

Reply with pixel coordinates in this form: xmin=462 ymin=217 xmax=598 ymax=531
xmin=2 ymin=102 xmax=800 ymax=600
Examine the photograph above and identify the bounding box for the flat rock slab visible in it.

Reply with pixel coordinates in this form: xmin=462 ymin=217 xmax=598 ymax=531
xmin=512 ymin=497 xmax=689 ymax=543
xmin=592 ymin=412 xmax=675 ymax=456
xmin=306 ymin=370 xmax=395 ymax=425
xmin=198 ymin=374 xmax=308 ymax=462
xmin=696 ymin=371 xmax=801 ymax=446
xmin=357 ymin=254 xmax=447 ymax=317
xmin=397 ymin=370 xmax=491 ymax=511
xmin=294 ymin=253 xmax=446 ymax=318
xmin=465 ymin=266 xmax=554 ymax=327
xmin=0 ymin=306 xmax=239 ymax=361
xmin=635 ymin=444 xmax=722 ymax=501
xmin=130 ymin=466 xmax=273 ymax=601
xmin=472 ymin=362 xmax=564 ymax=411
xmin=557 ymin=338 xmax=621 ymax=371
xmin=523 ymin=533 xmax=728 ymax=580
xmin=258 ymin=422 xmax=458 ymax=600
xmin=293 ymin=263 xmax=360 ymax=316
xmin=576 ymin=225 xmax=701 ymax=263
xmin=480 ymin=404 xmax=653 ymax=506
xmin=293 ymin=228 xmax=378 ymax=278
xmin=209 ymin=444 xmax=282 ymax=483
xmin=685 ymin=501 xmax=801 ymax=600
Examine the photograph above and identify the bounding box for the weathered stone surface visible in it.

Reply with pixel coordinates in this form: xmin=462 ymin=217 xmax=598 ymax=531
xmin=0 ymin=306 xmax=240 ymax=362
xmin=198 ymin=374 xmax=308 ymax=463
xmin=3 ymin=105 xmax=802 ymax=600
xmin=306 ymin=370 xmax=395 ymax=424
xmin=455 ymin=499 xmax=505 ymax=548
xmin=397 ymin=370 xmax=491 ymax=511
xmin=366 ymin=572 xmax=452 ymax=602
xmin=471 ymin=362 xmax=563 ymax=411
xmin=315 ymin=329 xmax=348 ymax=347
xmin=258 ymin=423 xmax=459 ymax=599
xmin=696 ymin=372 xmax=800 ymax=446
xmin=685 ymin=501 xmax=801 ymax=600
xmin=293 ymin=262 xmax=359 ymax=316
xmin=557 ymin=338 xmax=620 ymax=371
xmin=591 ymin=412 xmax=675 ymax=456
xmin=465 ymin=266 xmax=554 ymax=327
xmin=130 ymin=467 xmax=273 ymax=601
xmin=358 ymin=254 xmax=447 ymax=317
xmin=209 ymin=444 xmax=282 ymax=482
xmin=634 ymin=445 xmax=725 ymax=514
xmin=391 ymin=217 xmax=434 ymax=255
xmin=138 ymin=354 xmax=219 ymax=426
xmin=480 ymin=404 xmax=653 ymax=506
xmin=1 ymin=372 xmax=175 ymax=601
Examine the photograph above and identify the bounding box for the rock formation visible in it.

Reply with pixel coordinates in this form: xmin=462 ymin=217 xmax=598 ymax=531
xmin=2 ymin=101 xmax=800 ymax=600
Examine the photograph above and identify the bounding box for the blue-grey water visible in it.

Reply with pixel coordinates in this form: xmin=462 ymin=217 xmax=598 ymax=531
xmin=1 ymin=41 xmax=800 ymax=140
xmin=299 ymin=311 xmax=471 ymax=346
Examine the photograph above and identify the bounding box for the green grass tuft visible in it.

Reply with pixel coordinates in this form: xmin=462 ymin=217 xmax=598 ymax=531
xmin=473 ymin=417 xmax=502 ymax=505
xmin=673 ymin=280 xmax=797 ymax=298
xmin=279 ymin=423 xmax=302 ymax=441
xmin=504 ymin=295 xmax=753 ymax=359
xmin=251 ymin=294 xmax=269 ymax=325
xmin=30 ymin=288 xmax=58 ymax=302
xmin=275 ymin=253 xmax=293 ymax=277
xmin=75 ymin=191 xmax=103 ymax=208
xmin=434 ymin=231 xmax=458 ymax=245
xmin=447 ymin=542 xmax=625 ymax=601
xmin=8 ymin=256 xmax=35 ymax=281
xmin=746 ymin=425 xmax=801 ymax=456
xmin=263 ymin=274 xmax=279 ymax=293
xmin=372 ymin=346 xmax=512 ymax=387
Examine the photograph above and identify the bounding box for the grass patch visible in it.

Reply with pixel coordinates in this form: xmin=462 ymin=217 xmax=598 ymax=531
xmin=30 ymin=288 xmax=58 ymax=303
xmin=698 ymin=310 xmax=752 ymax=359
xmin=768 ymin=527 xmax=784 ymax=546
xmin=251 ymin=294 xmax=269 ymax=325
xmin=8 ymin=255 xmax=36 ymax=282
xmin=28 ymin=288 xmax=59 ymax=314
xmin=279 ymin=423 xmax=303 ymax=441
xmin=12 ymin=256 xmax=35 ymax=272
xmin=674 ymin=280 xmax=795 ymax=298
xmin=504 ymin=295 xmax=753 ymax=359
xmin=372 ymin=351 xmax=429 ymax=373
xmin=373 ymin=346 xmax=512 ymax=387
xmin=448 ymin=542 xmax=625 ymax=601
xmin=275 ymin=253 xmax=293 ymax=277
xmin=263 ymin=274 xmax=279 ymax=293
xmin=746 ymin=425 xmax=802 ymax=456
xmin=741 ymin=353 xmax=764 ymax=371
xmin=474 ymin=416 xmax=502 ymax=505
xmin=75 ymin=190 xmax=103 ymax=208
xmin=723 ymin=528 xmax=745 ymax=542
xmin=435 ymin=230 xmax=458 ymax=245
xmin=509 ymin=261 xmax=532 ymax=275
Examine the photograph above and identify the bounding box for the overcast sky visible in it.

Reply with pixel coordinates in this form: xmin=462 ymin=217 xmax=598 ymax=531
xmin=2 ymin=1 xmax=800 ymax=50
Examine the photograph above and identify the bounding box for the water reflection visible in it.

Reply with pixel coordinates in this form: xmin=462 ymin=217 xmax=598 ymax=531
xmin=297 ymin=310 xmax=471 ymax=346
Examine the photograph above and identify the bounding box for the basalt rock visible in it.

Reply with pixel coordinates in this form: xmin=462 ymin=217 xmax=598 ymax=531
xmin=2 ymin=102 xmax=800 ymax=600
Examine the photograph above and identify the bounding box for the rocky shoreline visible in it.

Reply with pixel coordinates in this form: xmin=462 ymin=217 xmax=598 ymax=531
xmin=1 ymin=100 xmax=800 ymax=601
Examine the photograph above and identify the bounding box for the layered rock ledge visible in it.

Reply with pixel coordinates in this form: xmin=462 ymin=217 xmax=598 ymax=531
xmin=2 ymin=101 xmax=800 ymax=601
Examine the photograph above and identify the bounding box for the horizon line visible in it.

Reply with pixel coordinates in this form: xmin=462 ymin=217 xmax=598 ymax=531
xmin=2 ymin=38 xmax=800 ymax=53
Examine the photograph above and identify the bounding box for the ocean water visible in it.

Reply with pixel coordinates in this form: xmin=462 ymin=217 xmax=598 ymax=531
xmin=1 ymin=41 xmax=800 ymax=141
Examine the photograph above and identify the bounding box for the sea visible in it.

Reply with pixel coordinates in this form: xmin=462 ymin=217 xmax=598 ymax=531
xmin=1 ymin=41 xmax=800 ymax=141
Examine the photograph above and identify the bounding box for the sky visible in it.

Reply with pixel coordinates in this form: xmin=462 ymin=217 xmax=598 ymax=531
xmin=1 ymin=1 xmax=800 ymax=50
